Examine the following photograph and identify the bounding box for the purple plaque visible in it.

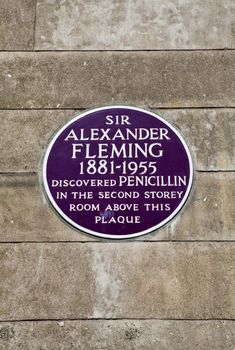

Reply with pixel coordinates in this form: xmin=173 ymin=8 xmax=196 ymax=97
xmin=42 ymin=106 xmax=193 ymax=239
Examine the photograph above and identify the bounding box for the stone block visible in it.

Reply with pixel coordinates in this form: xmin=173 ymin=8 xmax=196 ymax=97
xmin=161 ymin=109 xmax=235 ymax=171
xmin=0 ymin=52 xmax=234 ymax=108
xmin=0 ymin=109 xmax=234 ymax=172
xmin=170 ymin=172 xmax=235 ymax=241
xmin=0 ymin=0 xmax=36 ymax=50
xmin=0 ymin=320 xmax=234 ymax=349
xmin=0 ymin=242 xmax=234 ymax=320
xmin=0 ymin=172 xmax=233 ymax=242
xmin=0 ymin=174 xmax=167 ymax=242
xmin=35 ymin=0 xmax=233 ymax=50
xmin=0 ymin=110 xmax=73 ymax=172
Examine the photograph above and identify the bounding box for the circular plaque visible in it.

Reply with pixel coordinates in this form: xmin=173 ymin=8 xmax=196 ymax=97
xmin=43 ymin=106 xmax=193 ymax=239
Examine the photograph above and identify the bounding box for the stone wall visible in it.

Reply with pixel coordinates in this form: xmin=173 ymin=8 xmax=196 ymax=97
xmin=0 ymin=1 xmax=234 ymax=349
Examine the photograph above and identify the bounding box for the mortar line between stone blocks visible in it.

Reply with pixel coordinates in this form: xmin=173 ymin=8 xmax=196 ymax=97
xmin=0 ymin=317 xmax=234 ymax=323
xmin=0 ymin=240 xmax=234 ymax=244
xmin=33 ymin=0 xmax=38 ymax=50
xmin=0 ymin=172 xmax=37 ymax=176
xmin=196 ymin=170 xmax=235 ymax=173
xmin=0 ymin=108 xmax=86 ymax=111
xmin=0 ymin=107 xmax=235 ymax=111
xmin=0 ymin=48 xmax=235 ymax=53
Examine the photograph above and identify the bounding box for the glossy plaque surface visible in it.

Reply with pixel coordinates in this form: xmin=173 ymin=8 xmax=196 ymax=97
xmin=43 ymin=106 xmax=193 ymax=239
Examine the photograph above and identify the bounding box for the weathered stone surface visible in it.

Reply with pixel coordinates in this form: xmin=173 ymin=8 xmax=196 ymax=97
xmin=170 ymin=172 xmax=235 ymax=241
xmin=35 ymin=0 xmax=233 ymax=50
xmin=0 ymin=174 xmax=167 ymax=242
xmin=0 ymin=174 xmax=93 ymax=242
xmin=0 ymin=172 xmax=233 ymax=242
xmin=1 ymin=109 xmax=233 ymax=172
xmin=0 ymin=242 xmax=234 ymax=320
xmin=0 ymin=52 xmax=234 ymax=109
xmin=161 ymin=109 xmax=235 ymax=171
xmin=0 ymin=0 xmax=36 ymax=50
xmin=0 ymin=320 xmax=234 ymax=350
xmin=0 ymin=110 xmax=73 ymax=172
